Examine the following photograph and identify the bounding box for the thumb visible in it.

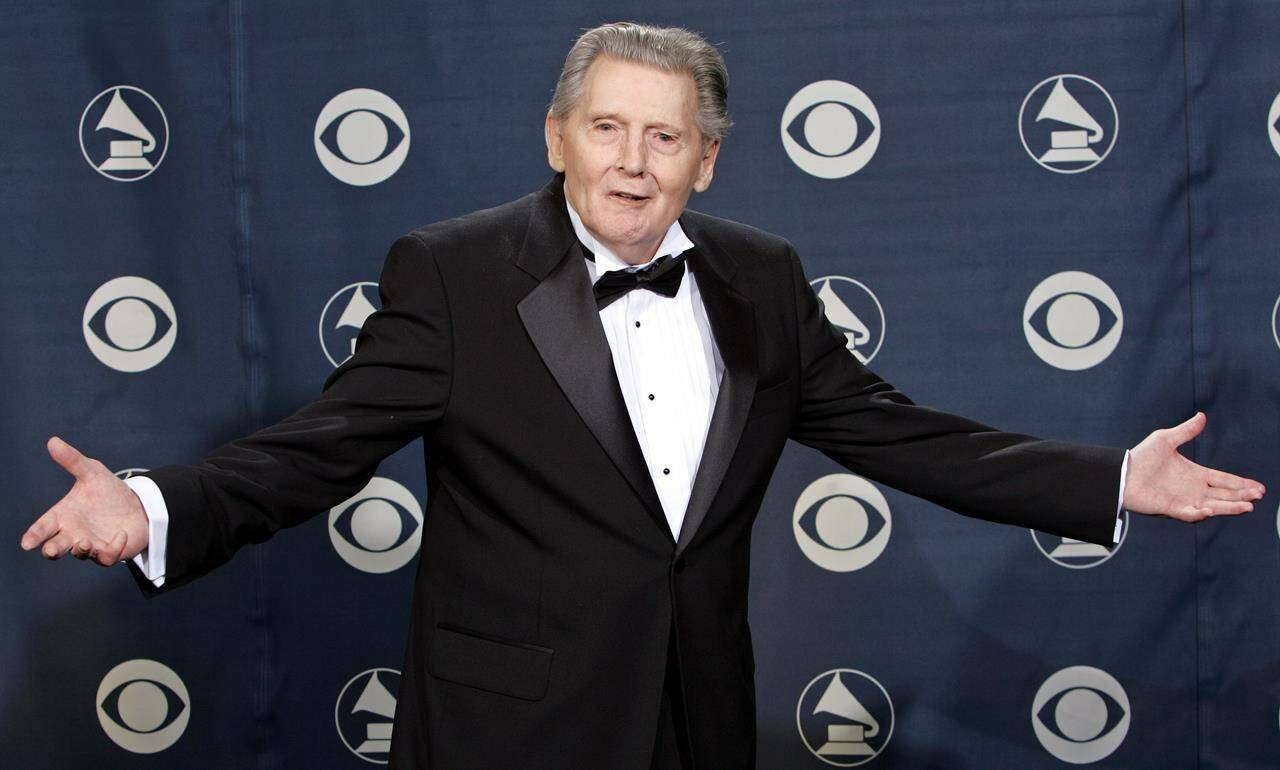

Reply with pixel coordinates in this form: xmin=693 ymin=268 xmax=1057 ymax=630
xmin=46 ymin=436 xmax=89 ymax=479
xmin=1166 ymin=412 xmax=1206 ymax=447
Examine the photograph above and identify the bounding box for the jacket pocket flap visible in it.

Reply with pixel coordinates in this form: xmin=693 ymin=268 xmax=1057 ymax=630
xmin=428 ymin=623 xmax=554 ymax=701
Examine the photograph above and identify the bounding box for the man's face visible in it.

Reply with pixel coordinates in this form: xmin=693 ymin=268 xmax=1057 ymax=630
xmin=545 ymin=57 xmax=720 ymax=264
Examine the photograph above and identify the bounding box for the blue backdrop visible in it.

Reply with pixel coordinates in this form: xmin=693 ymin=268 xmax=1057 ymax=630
xmin=3 ymin=1 xmax=1277 ymax=767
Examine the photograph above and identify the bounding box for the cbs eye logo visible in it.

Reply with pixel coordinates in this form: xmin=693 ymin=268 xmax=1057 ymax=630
xmin=83 ymin=276 xmax=177 ymax=372
xmin=96 ymin=659 xmax=190 ymax=754
xmin=315 ymin=89 xmax=410 ymax=186
xmin=1268 ymin=91 xmax=1280 ymax=159
xmin=1032 ymin=666 xmax=1130 ymax=764
xmin=329 ymin=476 xmax=423 ymax=573
xmin=781 ymin=80 xmax=881 ymax=179
xmin=1023 ymin=271 xmax=1123 ymax=370
xmin=1268 ymin=90 xmax=1280 ymax=159
xmin=793 ymin=474 xmax=891 ymax=572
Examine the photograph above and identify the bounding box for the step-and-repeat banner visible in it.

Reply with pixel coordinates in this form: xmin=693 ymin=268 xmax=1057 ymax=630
xmin=3 ymin=2 xmax=1277 ymax=767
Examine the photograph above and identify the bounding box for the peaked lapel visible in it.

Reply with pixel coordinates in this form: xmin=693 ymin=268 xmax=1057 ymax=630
xmin=675 ymin=221 xmax=758 ymax=555
xmin=515 ymin=178 xmax=669 ymax=539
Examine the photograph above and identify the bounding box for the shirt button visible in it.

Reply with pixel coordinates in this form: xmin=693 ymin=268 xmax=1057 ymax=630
xmin=662 ymin=468 xmax=670 ymax=475
xmin=648 ymin=393 xmax=655 ymax=401
xmin=635 ymin=321 xmax=641 ymax=328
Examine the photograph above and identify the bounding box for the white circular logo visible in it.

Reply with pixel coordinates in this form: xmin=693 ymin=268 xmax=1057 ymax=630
xmin=796 ymin=668 xmax=894 ymax=766
xmin=1271 ymin=293 xmax=1279 ymax=351
xmin=782 ymin=81 xmax=881 ymax=178
xmin=335 ymin=668 xmax=401 ymax=764
xmin=1019 ymin=75 xmax=1118 ymax=174
xmin=315 ymin=89 xmax=410 ymax=186
xmin=79 ymin=86 xmax=169 ymax=182
xmin=1032 ymin=666 xmax=1130 ymax=764
xmin=320 ymin=281 xmax=380 ymax=367
xmin=794 ymin=474 xmax=891 ymax=572
xmin=809 ymin=276 xmax=885 ymax=365
xmin=329 ymin=476 xmax=423 ymax=573
xmin=96 ymin=659 xmax=190 ymax=754
xmin=1267 ymin=91 xmax=1280 ymax=158
xmin=1023 ymin=271 xmax=1122 ymax=370
xmin=83 ymin=276 xmax=177 ymax=372
xmin=1032 ymin=512 xmax=1128 ymax=569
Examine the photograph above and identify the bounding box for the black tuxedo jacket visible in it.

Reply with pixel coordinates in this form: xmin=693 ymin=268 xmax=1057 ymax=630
xmin=132 ymin=175 xmax=1123 ymax=769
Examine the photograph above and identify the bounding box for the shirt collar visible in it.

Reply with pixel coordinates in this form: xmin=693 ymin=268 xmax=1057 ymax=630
xmin=563 ymin=184 xmax=695 ymax=274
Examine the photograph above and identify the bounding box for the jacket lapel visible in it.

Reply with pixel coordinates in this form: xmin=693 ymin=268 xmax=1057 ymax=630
xmin=515 ymin=178 xmax=669 ymax=538
xmin=675 ymin=226 xmax=758 ymax=555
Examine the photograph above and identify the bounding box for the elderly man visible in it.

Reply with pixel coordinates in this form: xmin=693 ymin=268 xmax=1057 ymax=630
xmin=22 ymin=22 xmax=1264 ymax=770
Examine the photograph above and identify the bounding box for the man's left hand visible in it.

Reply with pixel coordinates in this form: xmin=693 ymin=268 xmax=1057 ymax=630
xmin=1123 ymin=412 xmax=1266 ymax=521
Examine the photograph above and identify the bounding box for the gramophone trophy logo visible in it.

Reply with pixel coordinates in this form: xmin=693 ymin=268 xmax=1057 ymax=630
xmin=796 ymin=668 xmax=894 ymax=766
xmin=808 ymin=276 xmax=885 ymax=365
xmin=79 ymin=86 xmax=169 ymax=181
xmin=320 ymin=281 xmax=381 ymax=367
xmin=335 ymin=668 xmax=400 ymax=764
xmin=1031 ymin=510 xmax=1128 ymax=570
xmin=1019 ymin=75 xmax=1118 ymax=174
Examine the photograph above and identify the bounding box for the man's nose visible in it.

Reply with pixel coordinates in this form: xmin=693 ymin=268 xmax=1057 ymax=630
xmin=616 ymin=131 xmax=647 ymax=176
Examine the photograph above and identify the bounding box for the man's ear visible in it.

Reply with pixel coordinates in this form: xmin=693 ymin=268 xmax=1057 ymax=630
xmin=545 ymin=113 xmax=566 ymax=173
xmin=693 ymin=137 xmax=721 ymax=193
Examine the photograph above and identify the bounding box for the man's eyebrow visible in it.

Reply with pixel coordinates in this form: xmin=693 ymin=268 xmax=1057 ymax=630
xmin=588 ymin=112 xmax=684 ymax=133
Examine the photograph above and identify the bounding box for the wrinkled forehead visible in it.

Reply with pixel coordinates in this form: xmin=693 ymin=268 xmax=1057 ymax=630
xmin=577 ymin=57 xmax=700 ymax=130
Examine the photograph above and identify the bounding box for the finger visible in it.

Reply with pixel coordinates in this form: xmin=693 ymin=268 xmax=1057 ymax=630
xmin=46 ymin=436 xmax=90 ymax=479
xmin=72 ymin=538 xmax=95 ymax=560
xmin=41 ymin=531 xmax=76 ymax=560
xmin=1165 ymin=412 xmax=1206 ymax=447
xmin=20 ymin=511 xmax=59 ymax=551
xmin=1199 ymin=499 xmax=1253 ymax=517
xmin=1203 ymin=484 xmax=1262 ymax=502
xmin=95 ymin=531 xmax=128 ymax=567
xmin=1206 ymin=470 xmax=1266 ymax=498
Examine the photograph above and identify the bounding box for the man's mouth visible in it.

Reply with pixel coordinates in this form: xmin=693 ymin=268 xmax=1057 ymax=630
xmin=610 ymin=191 xmax=650 ymax=203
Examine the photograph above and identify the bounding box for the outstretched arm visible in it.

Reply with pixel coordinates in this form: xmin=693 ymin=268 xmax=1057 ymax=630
xmin=19 ymin=233 xmax=452 ymax=593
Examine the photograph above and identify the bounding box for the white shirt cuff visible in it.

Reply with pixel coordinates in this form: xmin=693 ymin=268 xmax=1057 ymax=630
xmin=125 ymin=475 xmax=168 ymax=587
xmin=1114 ymin=450 xmax=1129 ymax=544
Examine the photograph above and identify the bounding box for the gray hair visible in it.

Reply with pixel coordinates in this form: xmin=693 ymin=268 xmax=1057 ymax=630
xmin=548 ymin=22 xmax=732 ymax=142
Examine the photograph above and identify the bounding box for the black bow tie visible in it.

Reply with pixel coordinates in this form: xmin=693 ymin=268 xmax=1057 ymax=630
xmin=586 ymin=248 xmax=688 ymax=310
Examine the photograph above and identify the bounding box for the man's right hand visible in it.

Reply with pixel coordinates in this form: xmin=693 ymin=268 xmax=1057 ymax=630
xmin=20 ymin=437 xmax=149 ymax=567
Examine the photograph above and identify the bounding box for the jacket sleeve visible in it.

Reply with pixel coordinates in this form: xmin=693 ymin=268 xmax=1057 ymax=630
xmin=783 ymin=246 xmax=1123 ymax=545
xmin=129 ymin=234 xmax=452 ymax=595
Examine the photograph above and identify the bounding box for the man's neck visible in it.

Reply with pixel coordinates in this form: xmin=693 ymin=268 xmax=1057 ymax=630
xmin=563 ymin=185 xmax=693 ymax=269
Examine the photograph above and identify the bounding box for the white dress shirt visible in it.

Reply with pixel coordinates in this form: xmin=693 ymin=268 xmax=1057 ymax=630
xmin=566 ymin=193 xmax=724 ymax=538
xmin=126 ymin=195 xmax=1127 ymax=586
